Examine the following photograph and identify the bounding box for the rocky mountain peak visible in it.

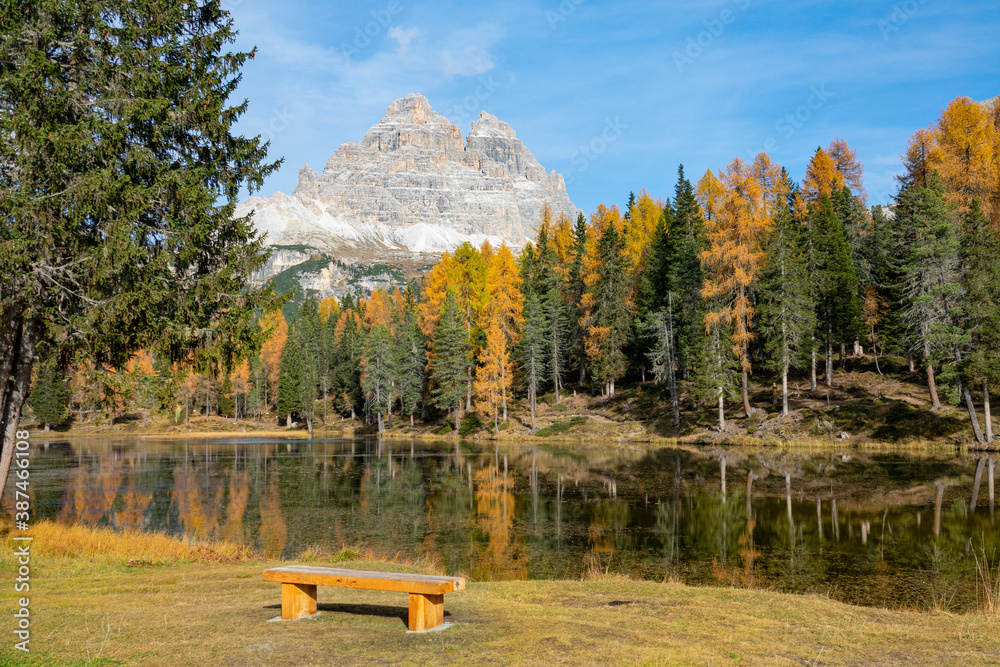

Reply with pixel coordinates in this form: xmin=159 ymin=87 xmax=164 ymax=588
xmin=238 ymin=94 xmax=576 ymax=254
xmin=468 ymin=111 xmax=516 ymax=139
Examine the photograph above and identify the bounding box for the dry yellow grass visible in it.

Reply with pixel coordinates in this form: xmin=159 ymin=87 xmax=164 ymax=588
xmin=3 ymin=519 xmax=256 ymax=565
xmin=1 ymin=522 xmax=998 ymax=665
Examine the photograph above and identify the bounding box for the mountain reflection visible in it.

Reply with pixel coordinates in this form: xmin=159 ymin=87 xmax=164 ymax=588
xmin=27 ymin=439 xmax=999 ymax=612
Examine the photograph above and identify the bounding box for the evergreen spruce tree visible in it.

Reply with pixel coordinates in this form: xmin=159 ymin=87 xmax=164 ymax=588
xmin=868 ymin=204 xmax=909 ymax=361
xmin=759 ymin=190 xmax=815 ymax=416
xmin=0 ymin=0 xmax=282 ymax=503
xmin=531 ymin=223 xmax=567 ymax=402
xmin=644 ymin=293 xmax=680 ymax=427
xmin=959 ymin=198 xmax=1000 ymax=443
xmin=590 ymin=221 xmax=632 ymax=397
xmin=666 ymin=166 xmax=706 ymax=381
xmin=278 ymin=325 xmax=303 ymax=426
xmin=296 ymin=298 xmax=321 ymax=436
xmin=218 ymin=374 xmax=234 ymax=418
xmin=809 ymin=194 xmax=862 ymax=387
xmin=395 ymin=297 xmax=426 ymax=427
xmin=362 ymin=324 xmax=395 ymax=434
xmin=567 ymin=212 xmax=590 ymax=386
xmin=331 ymin=301 xmax=364 ymax=419
xmin=431 ymin=291 xmax=471 ymax=429
xmin=519 ymin=289 xmax=547 ymax=430
xmin=30 ymin=356 xmax=68 ymax=431
xmin=899 ymin=174 xmax=962 ymax=411
xmin=691 ymin=308 xmax=739 ymax=431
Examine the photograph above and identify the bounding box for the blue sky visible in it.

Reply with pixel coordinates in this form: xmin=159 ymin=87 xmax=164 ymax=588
xmin=227 ymin=0 xmax=1000 ymax=214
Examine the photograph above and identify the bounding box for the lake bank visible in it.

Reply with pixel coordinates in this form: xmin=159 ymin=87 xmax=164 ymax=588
xmin=1 ymin=521 xmax=997 ymax=666
xmin=23 ymin=362 xmax=1000 ymax=452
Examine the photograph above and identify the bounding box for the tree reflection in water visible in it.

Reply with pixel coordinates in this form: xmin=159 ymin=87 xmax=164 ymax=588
xmin=27 ymin=439 xmax=1000 ymax=612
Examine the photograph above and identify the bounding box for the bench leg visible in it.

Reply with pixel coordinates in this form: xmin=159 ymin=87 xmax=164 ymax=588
xmin=408 ymin=593 xmax=444 ymax=631
xmin=281 ymin=582 xmax=317 ymax=620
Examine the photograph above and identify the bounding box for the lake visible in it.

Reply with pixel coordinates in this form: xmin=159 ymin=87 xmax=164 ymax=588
xmin=17 ymin=437 xmax=999 ymax=612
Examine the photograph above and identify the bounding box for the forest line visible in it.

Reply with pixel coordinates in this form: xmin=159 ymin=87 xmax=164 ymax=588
xmin=27 ymin=95 xmax=1000 ymax=446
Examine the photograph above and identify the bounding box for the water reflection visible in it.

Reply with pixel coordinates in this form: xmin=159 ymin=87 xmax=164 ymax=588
xmin=17 ymin=438 xmax=1000 ymax=612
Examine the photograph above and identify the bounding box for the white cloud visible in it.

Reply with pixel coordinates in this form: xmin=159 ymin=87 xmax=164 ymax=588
xmin=440 ymin=23 xmax=503 ymax=77
xmin=389 ymin=26 xmax=421 ymax=52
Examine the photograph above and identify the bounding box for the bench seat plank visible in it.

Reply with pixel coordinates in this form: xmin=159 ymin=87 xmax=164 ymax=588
xmin=263 ymin=565 xmax=466 ymax=596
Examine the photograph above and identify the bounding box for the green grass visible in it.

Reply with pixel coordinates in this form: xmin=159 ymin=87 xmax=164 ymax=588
xmin=2 ymin=556 xmax=997 ymax=666
xmin=536 ymin=416 xmax=587 ymax=437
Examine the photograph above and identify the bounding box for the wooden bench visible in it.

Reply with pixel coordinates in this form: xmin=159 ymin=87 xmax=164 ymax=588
xmin=262 ymin=565 xmax=466 ymax=632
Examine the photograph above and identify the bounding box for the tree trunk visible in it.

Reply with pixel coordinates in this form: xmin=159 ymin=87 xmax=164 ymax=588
xmin=377 ymin=411 xmax=384 ymax=434
xmin=971 ymin=457 xmax=986 ymax=510
xmin=925 ymin=342 xmax=940 ymax=409
xmin=742 ymin=370 xmax=751 ymax=417
xmin=908 ymin=353 xmax=915 ymax=373
xmin=668 ymin=361 xmax=680 ymax=428
xmin=465 ymin=368 xmax=472 ymax=413
xmin=825 ymin=332 xmax=833 ymax=388
xmin=810 ymin=337 xmax=817 ymax=392
xmin=926 ymin=363 xmax=941 ymax=409
xmin=962 ymin=380 xmax=987 ymax=445
xmin=306 ymin=415 xmax=313 ymax=439
xmin=781 ymin=365 xmax=789 ymax=417
xmin=0 ymin=317 xmax=42 ymax=508
xmin=985 ymin=382 xmax=994 ymax=443
xmin=717 ymin=391 xmax=725 ymax=431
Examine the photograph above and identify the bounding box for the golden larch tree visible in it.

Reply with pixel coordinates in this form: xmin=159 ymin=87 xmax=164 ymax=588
xmin=418 ymin=250 xmax=454 ymax=338
xmin=623 ymin=189 xmax=662 ymax=274
xmin=930 ymin=96 xmax=998 ymax=217
xmin=258 ymin=309 xmax=287 ymax=411
xmin=827 ymin=137 xmax=867 ymax=203
xmin=474 ymin=320 xmax=511 ymax=431
xmin=476 ymin=243 xmax=523 ymax=423
xmin=699 ymin=153 xmax=786 ymax=417
xmin=318 ymin=296 xmax=340 ymax=324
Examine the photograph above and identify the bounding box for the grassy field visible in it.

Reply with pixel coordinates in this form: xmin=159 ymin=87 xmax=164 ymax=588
xmin=1 ymin=522 xmax=998 ymax=666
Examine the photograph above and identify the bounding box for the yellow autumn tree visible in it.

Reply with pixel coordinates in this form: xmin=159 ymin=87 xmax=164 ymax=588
xmin=474 ymin=321 xmax=510 ymax=431
xmin=900 ymin=127 xmax=939 ymax=189
xmin=827 ymin=137 xmax=867 ymax=203
xmin=930 ymin=96 xmax=998 ymax=218
xmin=318 ymin=296 xmax=341 ymax=324
xmin=475 ymin=243 xmax=523 ymax=424
xmin=699 ymin=153 xmax=786 ymax=417
xmin=418 ymin=250 xmax=454 ymax=338
xmin=551 ymin=211 xmax=575 ymax=274
xmin=801 ymin=147 xmax=845 ymax=204
xmin=258 ymin=309 xmax=287 ymax=411
xmin=363 ymin=288 xmax=394 ymax=332
xmin=623 ymin=188 xmax=663 ymax=281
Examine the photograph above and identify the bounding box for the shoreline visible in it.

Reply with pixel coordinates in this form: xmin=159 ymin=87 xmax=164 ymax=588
xmin=1 ymin=521 xmax=996 ymax=665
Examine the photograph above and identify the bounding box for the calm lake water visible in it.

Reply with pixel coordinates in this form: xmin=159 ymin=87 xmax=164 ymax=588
xmin=16 ymin=437 xmax=1000 ymax=612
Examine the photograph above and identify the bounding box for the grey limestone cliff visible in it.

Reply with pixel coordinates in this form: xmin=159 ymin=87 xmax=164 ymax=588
xmin=237 ymin=94 xmax=576 ymax=253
